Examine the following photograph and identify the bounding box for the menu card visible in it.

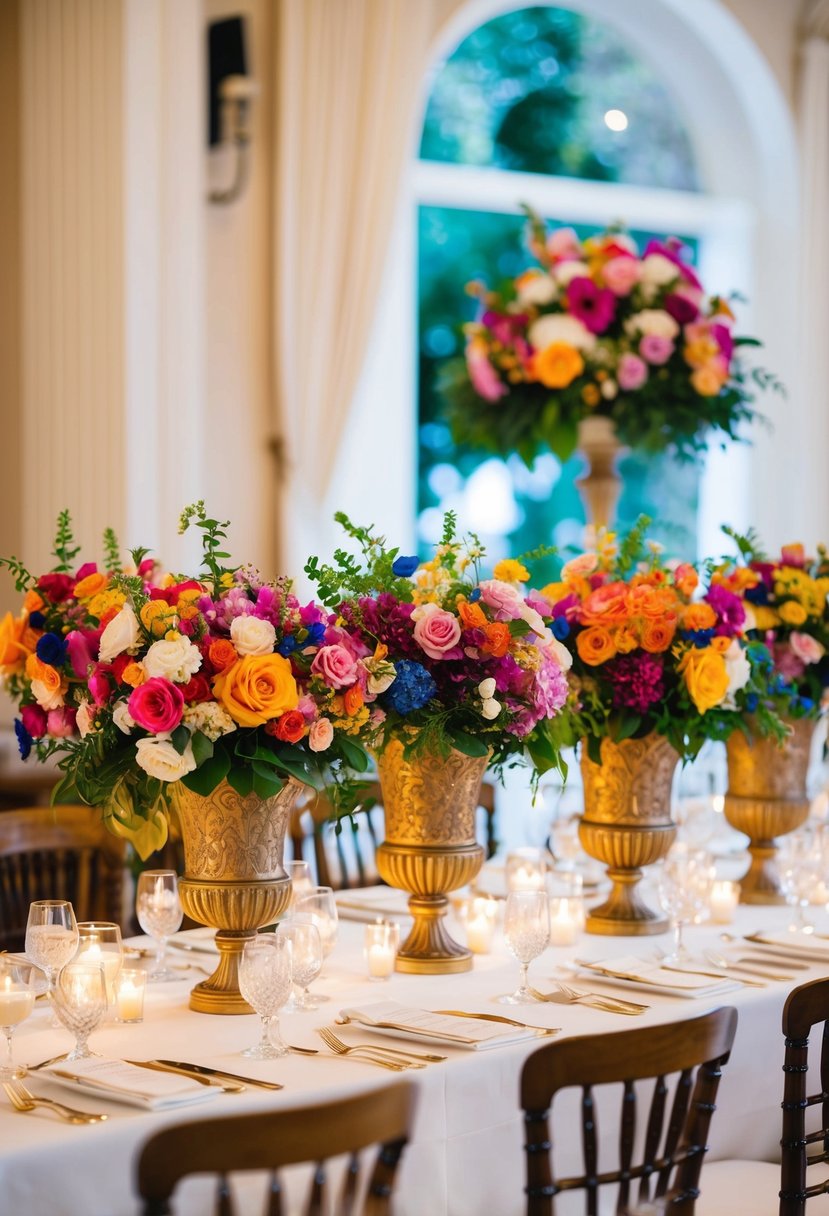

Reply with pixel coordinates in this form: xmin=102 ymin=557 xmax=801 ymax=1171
xmin=45 ymin=1058 xmax=223 ymax=1109
xmin=578 ymin=957 xmax=740 ymax=999
xmin=338 ymin=1001 xmax=541 ymax=1049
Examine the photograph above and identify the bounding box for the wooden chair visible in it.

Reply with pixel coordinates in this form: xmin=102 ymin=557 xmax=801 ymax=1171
xmin=520 ymin=1005 xmax=738 ymax=1216
xmin=0 ymin=804 xmax=126 ymax=950
xmin=136 ymin=1081 xmax=415 ymax=1216
xmin=699 ymin=976 xmax=829 ymax=1216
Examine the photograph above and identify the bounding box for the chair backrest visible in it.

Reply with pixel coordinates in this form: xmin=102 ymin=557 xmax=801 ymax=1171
xmin=779 ymin=976 xmax=829 ymax=1215
xmin=520 ymin=1006 xmax=738 ymax=1216
xmin=0 ymin=804 xmax=126 ymax=950
xmin=136 ymin=1081 xmax=415 ymax=1216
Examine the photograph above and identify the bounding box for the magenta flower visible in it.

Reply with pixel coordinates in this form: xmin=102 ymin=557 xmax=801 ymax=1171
xmin=639 ymin=335 xmax=674 ymax=366
xmin=617 ymin=353 xmax=648 ymax=391
xmin=128 ymin=677 xmax=185 ymax=733
xmin=704 ymin=584 xmax=746 ymax=634
xmin=20 ymin=703 xmax=48 ymax=739
xmin=606 ymin=653 xmax=665 ymax=714
xmin=566 ymin=277 xmax=617 ymax=335
xmin=664 ymin=289 xmax=700 ymax=325
xmin=466 ymin=342 xmax=507 ymax=403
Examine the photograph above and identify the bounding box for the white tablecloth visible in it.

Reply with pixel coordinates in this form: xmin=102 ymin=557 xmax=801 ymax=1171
xmin=0 ymin=897 xmax=813 ymax=1216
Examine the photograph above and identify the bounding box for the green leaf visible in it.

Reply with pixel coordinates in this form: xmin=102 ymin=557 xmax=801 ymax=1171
xmin=446 ymin=729 xmax=490 ymax=758
xmin=268 ymin=745 xmax=315 ymax=785
xmin=608 ymin=712 xmax=642 ymax=743
xmin=507 ymin=619 xmax=532 ymax=637
xmin=190 ymin=730 xmax=214 ymax=768
xmin=170 ymin=725 xmax=190 ymax=755
xmin=227 ymin=766 xmax=254 ymax=797
xmin=180 ymin=748 xmax=230 ymax=796
xmin=337 ymin=736 xmax=370 ymax=773
xmin=251 ymin=761 xmax=285 ymax=799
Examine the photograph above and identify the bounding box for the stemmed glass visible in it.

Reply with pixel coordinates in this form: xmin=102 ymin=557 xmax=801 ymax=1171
xmin=293 ymin=887 xmax=338 ymax=1003
xmin=25 ymin=899 xmax=79 ymax=1003
xmin=286 ymin=860 xmax=314 ymax=906
xmin=779 ymin=830 xmax=821 ymax=933
xmin=237 ymin=935 xmax=293 ymax=1058
xmin=0 ymin=959 xmax=38 ymax=1079
xmin=656 ymin=852 xmax=709 ymax=963
xmin=52 ymin=962 xmax=108 ymax=1061
xmin=500 ymin=890 xmax=550 ymax=1005
xmin=136 ymin=871 xmax=183 ymax=982
xmin=278 ymin=919 xmax=323 ymax=1011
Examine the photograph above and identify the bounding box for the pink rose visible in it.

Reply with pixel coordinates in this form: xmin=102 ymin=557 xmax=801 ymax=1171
xmin=561 ymin=553 xmax=598 ymax=582
xmin=308 ymin=717 xmax=334 ymax=752
xmin=20 ymin=703 xmax=47 ymax=739
xmin=47 ymin=706 xmax=77 ymax=738
xmin=547 ymin=227 xmax=581 ymax=261
xmin=466 ymin=342 xmax=507 ymax=403
xmin=790 ymin=632 xmax=825 ymax=665
xmin=128 ymin=677 xmax=185 ymax=733
xmin=773 ymin=645 xmax=805 ymax=683
xmin=310 ymin=644 xmax=359 ymax=689
xmin=617 ymin=353 xmax=648 ymax=391
xmin=297 ymin=695 xmax=317 ymax=722
xmin=639 ymin=334 xmax=674 ymax=365
xmin=602 ymin=255 xmax=640 ymax=296
xmin=66 ymin=629 xmax=100 ymax=678
xmin=87 ymin=664 xmax=113 ymax=708
xmin=413 ymin=607 xmax=462 ymax=660
xmin=478 ymin=579 xmax=523 ymax=620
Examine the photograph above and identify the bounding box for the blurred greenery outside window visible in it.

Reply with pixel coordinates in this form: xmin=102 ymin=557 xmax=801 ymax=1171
xmin=417 ymin=5 xmax=703 ymax=581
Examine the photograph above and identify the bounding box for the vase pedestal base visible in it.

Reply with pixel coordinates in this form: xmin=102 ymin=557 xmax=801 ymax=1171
xmin=188 ymin=930 xmax=257 ymax=1015
xmin=735 ymin=841 xmax=787 ymax=906
xmin=585 ymin=867 xmax=669 ymax=936
xmin=395 ymin=894 xmax=472 ymax=975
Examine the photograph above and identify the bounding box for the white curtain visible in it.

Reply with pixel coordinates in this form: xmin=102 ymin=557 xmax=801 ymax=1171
xmin=273 ymin=0 xmax=449 ymax=578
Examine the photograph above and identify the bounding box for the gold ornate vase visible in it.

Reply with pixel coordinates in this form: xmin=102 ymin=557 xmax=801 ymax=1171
xmin=575 ymin=415 xmax=624 ymax=530
xmin=724 ymin=719 xmax=817 ymax=904
xmin=375 ymin=740 xmax=488 ymax=974
xmin=579 ymin=733 xmax=679 ymax=935
xmin=172 ymin=777 xmax=302 ymax=1013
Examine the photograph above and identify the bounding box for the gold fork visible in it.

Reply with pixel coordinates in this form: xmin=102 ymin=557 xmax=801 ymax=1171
xmin=316 ymin=1028 xmax=411 ymax=1070
xmin=530 ymin=982 xmax=647 ymax=1015
xmin=3 ymin=1080 xmax=107 ymax=1124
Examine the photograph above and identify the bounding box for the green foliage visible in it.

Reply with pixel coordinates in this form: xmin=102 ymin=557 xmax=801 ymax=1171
xmin=51 ymin=510 xmax=81 ymax=573
xmin=0 ymin=553 xmax=34 ymax=593
xmin=102 ymin=528 xmax=121 ymax=573
xmin=178 ymin=501 xmax=232 ymax=587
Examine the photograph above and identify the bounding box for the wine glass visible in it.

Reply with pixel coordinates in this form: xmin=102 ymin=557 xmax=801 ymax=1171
xmin=136 ymin=870 xmax=183 ymax=982
xmin=237 ymin=935 xmax=293 ymax=1058
xmin=286 ymin=860 xmax=314 ymax=906
xmin=75 ymin=922 xmax=124 ymax=1004
xmin=655 ymin=852 xmax=709 ymax=963
xmin=779 ymin=830 xmax=821 ymax=933
xmin=500 ymin=890 xmax=550 ymax=1005
xmin=52 ymin=961 xmax=108 ymax=1060
xmin=277 ymin=919 xmax=323 ymax=1011
xmin=25 ymin=899 xmax=79 ymax=1001
xmin=293 ymin=887 xmax=338 ymax=1002
xmin=0 ymin=958 xmax=38 ymax=1079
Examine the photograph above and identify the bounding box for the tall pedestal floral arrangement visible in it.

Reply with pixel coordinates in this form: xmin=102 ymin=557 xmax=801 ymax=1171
xmin=306 ymin=512 xmax=571 ymax=971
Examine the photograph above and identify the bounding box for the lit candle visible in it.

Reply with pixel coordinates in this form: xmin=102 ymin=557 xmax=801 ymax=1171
xmin=548 ymin=897 xmax=580 ymax=946
xmin=364 ymin=923 xmax=396 ymax=980
xmin=709 ymin=880 xmax=739 ymax=924
xmin=464 ymin=897 xmax=497 ymax=954
xmin=506 ymin=849 xmax=547 ymax=892
xmin=115 ymin=970 xmax=146 ymax=1023
xmin=77 ymin=940 xmax=121 ymax=1002
xmin=0 ymin=976 xmax=34 ymax=1027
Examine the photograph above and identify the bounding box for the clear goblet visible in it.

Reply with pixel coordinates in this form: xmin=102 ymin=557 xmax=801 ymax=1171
xmin=656 ymin=852 xmax=708 ymax=963
xmin=0 ymin=959 xmax=38 ymax=1079
xmin=52 ymin=962 xmax=108 ymax=1061
xmin=501 ymin=890 xmax=550 ymax=1005
xmin=76 ymin=922 xmax=123 ymax=1005
xmin=238 ymin=935 xmax=293 ymax=1059
xmin=136 ymin=870 xmax=183 ymax=982
xmin=277 ymin=919 xmax=322 ymax=1011
xmin=25 ymin=899 xmax=79 ymax=1000
xmin=293 ymin=887 xmax=338 ymax=1003
xmin=286 ymin=860 xmax=314 ymax=906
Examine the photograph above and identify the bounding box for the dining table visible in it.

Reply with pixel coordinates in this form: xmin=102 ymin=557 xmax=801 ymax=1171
xmin=0 ymin=883 xmax=821 ymax=1216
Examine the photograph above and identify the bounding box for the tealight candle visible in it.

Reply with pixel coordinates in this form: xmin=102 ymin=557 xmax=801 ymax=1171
xmin=548 ymin=896 xmax=580 ymax=946
xmin=115 ymin=970 xmax=146 ymax=1023
xmin=709 ymin=879 xmax=739 ymax=924
xmin=0 ymin=976 xmax=35 ymax=1027
xmin=506 ymin=848 xmax=547 ymax=892
xmin=364 ymin=923 xmax=396 ymax=980
xmin=76 ymin=940 xmax=121 ymax=1003
xmin=465 ymin=897 xmax=498 ymax=954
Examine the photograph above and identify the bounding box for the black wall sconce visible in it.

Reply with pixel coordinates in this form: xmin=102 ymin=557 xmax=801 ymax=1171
xmin=208 ymin=16 xmax=258 ymax=205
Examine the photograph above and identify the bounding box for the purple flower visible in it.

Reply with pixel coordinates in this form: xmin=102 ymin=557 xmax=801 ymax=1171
xmin=704 ymin=584 xmax=746 ymax=634
xmin=532 ymin=655 xmax=569 ymax=718
xmin=566 ymin=277 xmax=617 ymax=334
xmin=618 ymin=353 xmax=648 ymax=391
xmin=606 ymin=653 xmax=665 ymax=714
xmin=639 ymin=334 xmax=674 ymax=366
xmin=642 ymin=238 xmax=702 ymax=290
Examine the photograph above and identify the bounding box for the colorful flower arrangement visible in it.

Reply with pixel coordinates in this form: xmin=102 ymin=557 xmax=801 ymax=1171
xmin=0 ymin=506 xmax=370 ymax=858
xmin=544 ymin=519 xmax=783 ymax=762
xmin=441 ymin=210 xmax=779 ymax=466
xmin=706 ymin=529 xmax=829 ymax=724
xmin=304 ymin=513 xmax=570 ymax=781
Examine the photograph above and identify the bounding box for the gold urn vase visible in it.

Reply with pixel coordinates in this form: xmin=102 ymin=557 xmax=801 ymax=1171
xmin=724 ymin=719 xmax=816 ymax=904
xmin=375 ymin=740 xmax=488 ymax=974
xmin=579 ymin=733 xmax=679 ymax=935
xmin=172 ymin=777 xmax=302 ymax=1013
xmin=575 ymin=415 xmax=624 ymax=530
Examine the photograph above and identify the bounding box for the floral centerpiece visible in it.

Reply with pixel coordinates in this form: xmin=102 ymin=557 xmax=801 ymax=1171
xmin=0 ymin=505 xmax=369 ymax=860
xmin=442 ymin=210 xmax=777 ymax=466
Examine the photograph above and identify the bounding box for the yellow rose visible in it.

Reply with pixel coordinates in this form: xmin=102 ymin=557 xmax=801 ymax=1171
xmin=140 ymin=600 xmax=180 ymax=639
xmin=533 ymin=342 xmax=585 ymax=389
xmin=678 ymin=647 xmax=729 ymax=714
xmin=73 ymin=572 xmax=108 ymax=600
xmin=779 ymin=600 xmax=808 ymax=627
xmin=213 ymin=654 xmax=299 ymax=727
xmin=0 ymin=611 xmax=33 ymax=673
xmin=690 ymin=364 xmax=727 ymax=396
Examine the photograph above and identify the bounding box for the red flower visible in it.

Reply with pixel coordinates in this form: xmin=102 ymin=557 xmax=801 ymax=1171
xmin=266 ymin=710 xmax=306 ymax=743
xmin=182 ymin=673 xmax=212 ymax=703
xmin=37 ymin=573 xmax=75 ymax=603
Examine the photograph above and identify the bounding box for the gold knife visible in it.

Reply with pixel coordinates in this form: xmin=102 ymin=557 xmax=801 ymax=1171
xmin=432 ymin=1010 xmax=560 ymax=1036
xmin=155 ymin=1059 xmax=283 ymax=1091
xmin=126 ymin=1060 xmax=245 ymax=1093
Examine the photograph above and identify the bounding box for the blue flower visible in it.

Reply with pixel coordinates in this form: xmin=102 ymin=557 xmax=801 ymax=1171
xmin=800 ymin=696 xmax=815 ymax=713
xmin=14 ymin=718 xmax=32 ymax=761
xmin=36 ymin=632 xmax=67 ymax=667
xmin=382 ymin=659 xmax=437 ymax=715
xmin=745 ymin=692 xmax=759 ymax=713
xmin=682 ymin=628 xmax=715 ymax=649
xmin=306 ymin=622 xmax=325 ymax=645
xmin=29 ymin=611 xmax=46 ymax=630
xmin=551 ymin=617 xmax=570 ymax=640
xmin=277 ymin=636 xmax=298 ymax=657
xmin=392 ymin=555 xmax=419 ymax=578
xmin=744 ymin=584 xmax=769 ymax=606
xmin=469 ymin=588 xmax=482 ymax=603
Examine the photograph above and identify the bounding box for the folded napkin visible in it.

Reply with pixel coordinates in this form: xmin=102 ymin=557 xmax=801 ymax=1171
xmin=577 ymin=956 xmax=740 ymax=1000
xmin=745 ymin=930 xmax=829 ymax=962
xmin=44 ymin=1058 xmax=222 ymax=1110
xmin=333 ymin=890 xmax=411 ymax=922
xmin=168 ymin=928 xmax=220 ymax=956
xmin=338 ymin=1001 xmax=539 ymax=1049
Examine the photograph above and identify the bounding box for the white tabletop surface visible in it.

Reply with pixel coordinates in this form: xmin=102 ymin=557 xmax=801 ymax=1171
xmin=0 ymin=888 xmax=821 ymax=1216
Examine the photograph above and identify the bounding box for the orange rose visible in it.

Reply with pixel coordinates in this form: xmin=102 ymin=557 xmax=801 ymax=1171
xmin=681 ymin=602 xmax=717 ymax=632
xmin=25 ymin=655 xmax=62 ymax=692
xmin=458 ymin=599 xmax=487 ymax=631
xmin=673 ymin=563 xmax=698 ymax=597
xmin=208 ymin=638 xmax=238 ymax=672
xmin=613 ymin=626 xmax=639 ymax=654
xmin=580 ymin=582 xmax=630 ymax=627
xmin=576 ymin=626 xmax=616 ymax=666
xmin=73 ymin=572 xmax=108 ymax=599
xmin=640 ymin=618 xmax=677 ymax=653
xmin=0 ymin=612 xmax=33 ymax=672
xmin=265 ymin=709 xmax=306 ymax=743
xmin=23 ymin=590 xmax=45 ymax=613
xmin=533 ymin=342 xmax=585 ymax=389
xmin=710 ymin=636 xmax=731 ymax=654
xmin=122 ymin=662 xmax=146 ymax=687
xmin=213 ymin=654 xmax=299 ymax=728
xmin=344 ymin=686 xmax=364 ymax=716
xmin=628 ymin=584 xmax=680 ymax=619
xmin=481 ymin=622 xmax=511 ymax=658
xmin=690 ymin=365 xmax=727 ymax=396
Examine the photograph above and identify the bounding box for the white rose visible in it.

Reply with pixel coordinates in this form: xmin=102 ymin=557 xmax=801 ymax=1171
xmin=230 ymin=615 xmax=276 ymax=656
xmin=478 ymin=678 xmax=496 ymax=700
xmin=553 ymin=260 xmax=589 ymax=287
xmin=529 ymin=313 xmax=596 ymax=353
xmin=544 ymin=636 xmax=573 ymax=673
xmin=362 ymin=657 xmax=396 ymax=696
xmin=516 ymin=272 xmax=557 ymax=306
xmin=624 ymin=310 xmax=679 ymax=340
xmin=410 ymin=601 xmax=440 ymax=624
xmin=143 ymin=635 xmax=202 ymax=683
xmin=76 ymin=701 xmax=96 ymax=737
xmin=135 ymin=734 xmax=197 ymax=782
xmin=112 ymin=700 xmax=136 ymax=734
xmin=723 ymin=640 xmax=751 ymax=708
xmin=518 ymin=602 xmax=548 ymax=637
xmin=30 ymin=678 xmax=64 ymax=711
xmin=98 ymin=603 xmax=141 ymax=663
xmin=481 ymin=698 xmax=501 ymax=720
xmin=640 ymin=253 xmax=680 ymax=287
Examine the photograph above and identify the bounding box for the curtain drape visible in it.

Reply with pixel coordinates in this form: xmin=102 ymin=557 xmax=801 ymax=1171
xmin=273 ymin=0 xmax=447 ymax=578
